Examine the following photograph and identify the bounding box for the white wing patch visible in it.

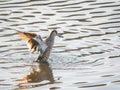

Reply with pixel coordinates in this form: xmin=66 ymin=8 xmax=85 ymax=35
xmin=34 ymin=35 xmax=47 ymax=54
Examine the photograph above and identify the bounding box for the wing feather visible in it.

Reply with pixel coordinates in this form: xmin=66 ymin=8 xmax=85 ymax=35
xmin=27 ymin=39 xmax=39 ymax=53
xmin=17 ymin=30 xmax=39 ymax=53
xmin=17 ymin=30 xmax=37 ymax=41
xmin=17 ymin=30 xmax=47 ymax=54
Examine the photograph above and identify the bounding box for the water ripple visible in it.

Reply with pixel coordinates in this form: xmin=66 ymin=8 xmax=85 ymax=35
xmin=0 ymin=0 xmax=120 ymax=90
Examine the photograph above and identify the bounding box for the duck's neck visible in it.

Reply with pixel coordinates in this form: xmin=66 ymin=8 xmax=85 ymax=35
xmin=46 ymin=32 xmax=56 ymax=47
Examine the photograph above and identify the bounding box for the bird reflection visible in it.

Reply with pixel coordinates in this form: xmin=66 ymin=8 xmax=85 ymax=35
xmin=18 ymin=61 xmax=54 ymax=88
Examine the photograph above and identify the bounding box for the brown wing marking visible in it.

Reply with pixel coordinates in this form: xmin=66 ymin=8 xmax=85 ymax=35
xmin=17 ymin=30 xmax=37 ymax=41
xmin=27 ymin=39 xmax=39 ymax=53
xmin=17 ymin=30 xmax=39 ymax=53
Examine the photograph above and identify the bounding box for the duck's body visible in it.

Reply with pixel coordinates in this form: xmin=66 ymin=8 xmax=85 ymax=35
xmin=17 ymin=30 xmax=63 ymax=62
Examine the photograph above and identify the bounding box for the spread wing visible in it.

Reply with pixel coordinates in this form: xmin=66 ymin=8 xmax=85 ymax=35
xmin=17 ymin=30 xmax=37 ymax=41
xmin=17 ymin=30 xmax=39 ymax=53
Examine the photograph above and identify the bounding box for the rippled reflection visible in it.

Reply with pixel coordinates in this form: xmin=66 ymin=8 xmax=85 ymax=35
xmin=0 ymin=0 xmax=120 ymax=90
xmin=18 ymin=61 xmax=54 ymax=89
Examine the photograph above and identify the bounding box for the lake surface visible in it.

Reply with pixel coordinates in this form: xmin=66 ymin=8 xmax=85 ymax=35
xmin=0 ymin=0 xmax=120 ymax=90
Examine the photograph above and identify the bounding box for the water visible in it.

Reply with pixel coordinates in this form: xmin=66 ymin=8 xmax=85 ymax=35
xmin=0 ymin=0 xmax=120 ymax=90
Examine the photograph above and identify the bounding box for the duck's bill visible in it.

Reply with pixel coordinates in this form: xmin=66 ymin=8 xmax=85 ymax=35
xmin=57 ymin=33 xmax=64 ymax=38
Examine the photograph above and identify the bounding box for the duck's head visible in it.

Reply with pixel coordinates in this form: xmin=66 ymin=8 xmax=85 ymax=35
xmin=52 ymin=30 xmax=63 ymax=38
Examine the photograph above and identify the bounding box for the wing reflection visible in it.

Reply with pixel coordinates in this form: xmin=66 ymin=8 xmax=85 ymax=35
xmin=18 ymin=61 xmax=54 ymax=89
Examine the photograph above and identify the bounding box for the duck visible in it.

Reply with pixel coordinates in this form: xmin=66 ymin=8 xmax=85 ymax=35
xmin=17 ymin=30 xmax=63 ymax=62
